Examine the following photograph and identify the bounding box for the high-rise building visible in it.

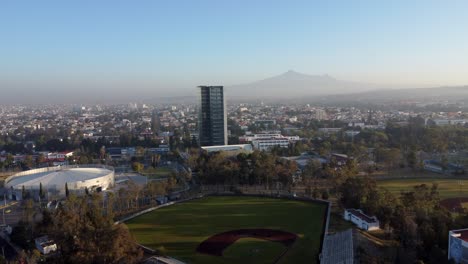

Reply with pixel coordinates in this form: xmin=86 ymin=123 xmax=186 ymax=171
xmin=198 ymin=86 xmax=227 ymax=146
xmin=151 ymin=109 xmax=160 ymax=134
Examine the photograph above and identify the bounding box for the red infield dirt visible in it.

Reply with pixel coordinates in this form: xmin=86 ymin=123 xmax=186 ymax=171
xmin=196 ymin=229 xmax=298 ymax=256
xmin=440 ymin=197 xmax=468 ymax=213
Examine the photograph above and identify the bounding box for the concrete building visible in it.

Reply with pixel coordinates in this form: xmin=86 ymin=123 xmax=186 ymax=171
xmin=318 ymin=128 xmax=342 ymax=134
xmin=239 ymin=133 xmax=299 ymax=143
xmin=449 ymin=229 xmax=468 ymax=263
xmin=5 ymin=165 xmax=115 ymax=199
xmin=428 ymin=119 xmax=468 ymax=126
xmin=315 ymin=109 xmax=327 ymax=120
xmin=344 ymin=209 xmax=379 ymax=231
xmin=35 ymin=236 xmax=57 ymax=255
xmin=201 ymin=144 xmax=253 ymax=155
xmin=251 ymin=137 xmax=290 ymax=151
xmin=423 ymin=160 xmax=444 ymax=173
xmin=198 ymin=86 xmax=227 ymax=146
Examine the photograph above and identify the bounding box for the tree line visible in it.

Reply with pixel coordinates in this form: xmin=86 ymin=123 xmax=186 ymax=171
xmin=188 ymin=149 xmax=298 ymax=188
xmin=338 ymin=176 xmax=468 ymax=264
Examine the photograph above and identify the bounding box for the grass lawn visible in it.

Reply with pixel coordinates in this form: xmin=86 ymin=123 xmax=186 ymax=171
xmin=328 ymin=212 xmax=354 ymax=233
xmin=377 ymin=177 xmax=468 ymax=199
xmin=144 ymin=167 xmax=173 ymax=179
xmin=222 ymin=238 xmax=286 ymax=264
xmin=126 ymin=196 xmax=327 ymax=264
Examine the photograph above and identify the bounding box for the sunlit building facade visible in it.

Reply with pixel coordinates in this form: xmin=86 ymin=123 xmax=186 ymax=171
xmin=198 ymin=86 xmax=227 ymax=146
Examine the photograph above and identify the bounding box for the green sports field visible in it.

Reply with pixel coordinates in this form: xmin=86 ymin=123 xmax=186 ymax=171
xmin=378 ymin=177 xmax=468 ymax=199
xmin=126 ymin=196 xmax=327 ymax=264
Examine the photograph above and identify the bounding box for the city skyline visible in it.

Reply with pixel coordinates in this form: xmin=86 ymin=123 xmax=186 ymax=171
xmin=1 ymin=1 xmax=468 ymax=104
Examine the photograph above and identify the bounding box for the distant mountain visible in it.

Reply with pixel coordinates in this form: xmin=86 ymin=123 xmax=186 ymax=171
xmin=323 ymin=86 xmax=468 ymax=103
xmin=227 ymin=70 xmax=382 ymax=98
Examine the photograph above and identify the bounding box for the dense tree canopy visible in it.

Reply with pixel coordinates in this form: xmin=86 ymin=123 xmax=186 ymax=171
xmin=42 ymin=194 xmax=143 ymax=264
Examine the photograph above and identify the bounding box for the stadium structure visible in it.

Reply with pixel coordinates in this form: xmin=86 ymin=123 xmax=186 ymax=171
xmin=4 ymin=165 xmax=115 ymax=200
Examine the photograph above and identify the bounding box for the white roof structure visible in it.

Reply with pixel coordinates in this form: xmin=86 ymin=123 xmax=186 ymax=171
xmin=201 ymin=144 xmax=253 ymax=153
xmin=5 ymin=166 xmax=114 ymax=191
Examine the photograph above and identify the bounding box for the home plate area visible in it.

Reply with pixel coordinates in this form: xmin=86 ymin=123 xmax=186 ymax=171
xmin=196 ymin=228 xmax=298 ymax=261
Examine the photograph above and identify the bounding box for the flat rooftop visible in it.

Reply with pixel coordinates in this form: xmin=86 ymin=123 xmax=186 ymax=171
xmin=347 ymin=209 xmax=376 ymax=223
xmin=451 ymin=229 xmax=468 ymax=242
xmin=7 ymin=167 xmax=112 ymax=189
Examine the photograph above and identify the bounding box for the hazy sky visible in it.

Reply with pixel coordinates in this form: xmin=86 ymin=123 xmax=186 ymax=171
xmin=1 ymin=0 xmax=468 ymax=102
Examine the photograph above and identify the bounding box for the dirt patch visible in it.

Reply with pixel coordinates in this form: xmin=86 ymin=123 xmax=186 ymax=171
xmin=196 ymin=229 xmax=298 ymax=256
xmin=440 ymin=197 xmax=468 ymax=213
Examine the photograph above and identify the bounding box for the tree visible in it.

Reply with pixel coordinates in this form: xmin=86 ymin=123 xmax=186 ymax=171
xmin=303 ymin=159 xmax=321 ymax=184
xmin=338 ymin=176 xmax=378 ymax=209
xmin=126 ymin=180 xmax=143 ymax=209
xmin=376 ymin=147 xmax=401 ymax=169
xmin=23 ymin=155 xmax=34 ymax=168
xmin=36 ymin=154 xmax=46 ymax=166
xmin=305 ymin=185 xmax=311 ymax=197
xmin=132 ymin=162 xmax=144 ymax=173
xmin=10 ymin=221 xmax=31 ymax=249
xmin=39 ymin=182 xmax=44 ymax=199
xmin=312 ymin=187 xmax=320 ymax=199
xmin=47 ymin=194 xmax=143 ymax=263
xmin=152 ymin=154 xmax=161 ymax=167
xmin=321 ymin=190 xmax=329 ymax=200
xmin=5 ymin=154 xmax=14 ymax=168
xmin=400 ymin=183 xmax=440 ymax=214
xmin=407 ymin=148 xmax=417 ymax=169
xmin=374 ymin=189 xmax=399 ymax=231
xmin=65 ymin=182 xmax=69 ymax=197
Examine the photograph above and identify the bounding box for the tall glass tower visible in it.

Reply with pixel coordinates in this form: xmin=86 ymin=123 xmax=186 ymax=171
xmin=198 ymin=86 xmax=227 ymax=146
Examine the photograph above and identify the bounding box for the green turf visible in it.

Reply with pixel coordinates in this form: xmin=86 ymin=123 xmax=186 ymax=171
xmin=328 ymin=212 xmax=354 ymax=233
xmin=378 ymin=177 xmax=468 ymax=199
xmin=143 ymin=167 xmax=173 ymax=179
xmin=222 ymin=238 xmax=286 ymax=264
xmin=126 ymin=196 xmax=327 ymax=264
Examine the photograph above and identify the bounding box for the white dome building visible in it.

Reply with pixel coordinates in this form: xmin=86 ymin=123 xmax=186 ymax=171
xmin=5 ymin=165 xmax=114 ymax=200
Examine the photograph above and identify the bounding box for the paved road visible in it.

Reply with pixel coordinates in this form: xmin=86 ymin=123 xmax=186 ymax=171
xmin=0 ymin=234 xmax=18 ymax=260
xmin=0 ymin=203 xmax=22 ymax=226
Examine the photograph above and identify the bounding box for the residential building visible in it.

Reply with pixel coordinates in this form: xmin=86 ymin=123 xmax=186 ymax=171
xmin=198 ymin=86 xmax=227 ymax=146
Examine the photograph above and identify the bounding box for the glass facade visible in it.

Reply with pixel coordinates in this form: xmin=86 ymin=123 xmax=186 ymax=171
xmin=198 ymin=86 xmax=227 ymax=146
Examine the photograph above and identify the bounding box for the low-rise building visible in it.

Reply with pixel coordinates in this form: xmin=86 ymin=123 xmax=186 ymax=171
xmin=344 ymin=209 xmax=379 ymax=231
xmin=448 ymin=228 xmax=468 ymax=263
xmin=35 ymin=236 xmax=57 ymax=255
xmin=239 ymin=133 xmax=299 ymax=143
xmin=201 ymin=144 xmax=253 ymax=155
xmin=423 ymin=160 xmax=465 ymax=175
xmin=252 ymin=137 xmax=290 ymax=151
xmin=423 ymin=160 xmax=444 ymax=173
